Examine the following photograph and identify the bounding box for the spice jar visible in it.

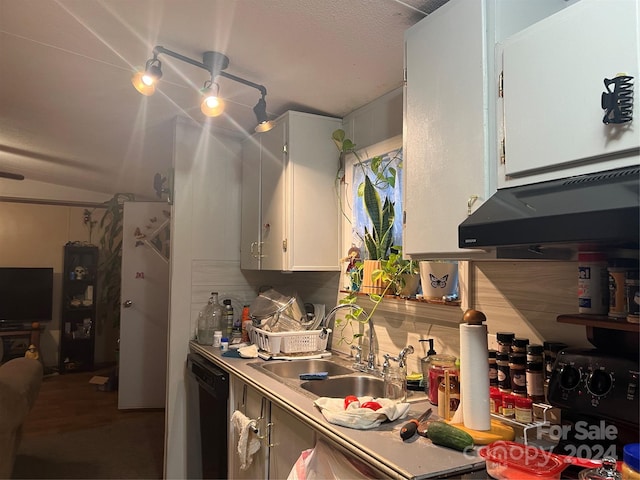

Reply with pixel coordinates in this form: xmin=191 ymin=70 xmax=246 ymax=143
xmin=496 ymin=352 xmax=511 ymax=394
xmin=526 ymin=344 xmax=544 ymax=363
xmin=437 ymin=371 xmax=460 ymax=420
xmin=509 ymin=353 xmax=527 ymax=397
xmin=427 ymin=354 xmax=457 ymax=405
xmin=496 ymin=332 xmax=515 ymax=354
xmin=501 ymin=394 xmax=515 ymax=418
xmin=626 ymin=270 xmax=640 ymax=324
xmin=514 ymin=396 xmax=533 ymax=423
xmin=489 ymin=387 xmax=502 ymax=414
xmin=526 ymin=360 xmax=545 ymax=403
xmin=511 ymin=338 xmax=529 ymax=353
xmin=488 ymin=350 xmax=498 ymax=387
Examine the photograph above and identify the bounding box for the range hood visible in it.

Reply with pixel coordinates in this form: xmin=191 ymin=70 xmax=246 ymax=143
xmin=459 ymin=165 xmax=640 ymax=259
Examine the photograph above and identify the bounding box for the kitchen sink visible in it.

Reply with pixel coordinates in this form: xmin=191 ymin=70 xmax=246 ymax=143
xmin=300 ymin=375 xmax=385 ymax=398
xmin=261 ymin=359 xmax=354 ymax=379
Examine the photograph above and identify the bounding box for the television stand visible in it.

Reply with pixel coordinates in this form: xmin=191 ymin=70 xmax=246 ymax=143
xmin=0 ymin=322 xmax=42 ymax=361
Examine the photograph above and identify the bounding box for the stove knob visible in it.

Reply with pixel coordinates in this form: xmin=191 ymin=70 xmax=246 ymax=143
xmin=586 ymin=370 xmax=613 ymax=397
xmin=559 ymin=365 xmax=582 ymax=390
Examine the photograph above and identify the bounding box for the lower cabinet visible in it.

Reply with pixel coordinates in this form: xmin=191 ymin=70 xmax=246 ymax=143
xmin=229 ymin=376 xmax=316 ymax=479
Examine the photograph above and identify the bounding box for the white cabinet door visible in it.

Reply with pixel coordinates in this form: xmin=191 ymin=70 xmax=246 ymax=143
xmin=240 ymin=137 xmax=262 ymax=270
xmin=240 ymin=111 xmax=341 ymax=271
xmin=403 ymin=0 xmax=570 ymax=258
xmin=229 ymin=378 xmax=269 ymax=479
xmin=268 ymin=403 xmax=316 ymax=479
xmin=403 ymin=0 xmax=488 ymax=259
xmin=500 ymin=0 xmax=640 ymax=186
xmin=260 ymin=119 xmax=287 ymax=271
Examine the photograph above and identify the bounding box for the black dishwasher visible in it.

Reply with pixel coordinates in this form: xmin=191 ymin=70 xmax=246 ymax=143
xmin=186 ymin=353 xmax=229 ymax=479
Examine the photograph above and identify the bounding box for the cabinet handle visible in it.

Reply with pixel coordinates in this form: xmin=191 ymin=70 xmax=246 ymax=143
xmin=467 ymin=195 xmax=479 ymax=216
xmin=122 ymin=300 xmax=133 ymax=308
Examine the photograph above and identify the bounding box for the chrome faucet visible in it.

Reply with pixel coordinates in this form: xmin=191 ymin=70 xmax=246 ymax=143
xmin=324 ymin=304 xmax=378 ymax=373
xmin=397 ymin=345 xmax=414 ymax=369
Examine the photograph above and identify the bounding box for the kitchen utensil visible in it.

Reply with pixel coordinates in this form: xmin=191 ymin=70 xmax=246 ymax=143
xmin=400 ymin=407 xmax=432 ymax=440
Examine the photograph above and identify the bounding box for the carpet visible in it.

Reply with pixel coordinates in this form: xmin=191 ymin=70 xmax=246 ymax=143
xmin=12 ymin=412 xmax=164 ymax=479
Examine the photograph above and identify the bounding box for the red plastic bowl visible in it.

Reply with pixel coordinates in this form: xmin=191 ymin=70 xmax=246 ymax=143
xmin=480 ymin=441 xmax=568 ymax=480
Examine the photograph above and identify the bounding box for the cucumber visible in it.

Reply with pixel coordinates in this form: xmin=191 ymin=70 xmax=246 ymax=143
xmin=426 ymin=421 xmax=474 ymax=451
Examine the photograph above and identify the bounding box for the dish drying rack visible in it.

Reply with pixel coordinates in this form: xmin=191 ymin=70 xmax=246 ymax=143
xmin=248 ymin=324 xmax=332 ymax=359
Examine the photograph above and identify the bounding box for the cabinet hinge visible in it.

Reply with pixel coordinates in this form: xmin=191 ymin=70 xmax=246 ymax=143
xmin=498 ymin=71 xmax=504 ymax=98
xmin=403 ymin=68 xmax=407 ymax=85
xmin=283 ymin=143 xmax=288 ymax=155
xmin=500 ymin=137 xmax=506 ymax=165
xmin=282 ymin=239 xmax=287 ymax=252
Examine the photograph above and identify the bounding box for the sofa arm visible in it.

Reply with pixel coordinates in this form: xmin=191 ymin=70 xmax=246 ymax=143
xmin=0 ymin=357 xmax=43 ymax=478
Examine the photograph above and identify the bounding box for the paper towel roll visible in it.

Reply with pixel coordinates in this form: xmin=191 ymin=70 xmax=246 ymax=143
xmin=460 ymin=323 xmax=491 ymax=431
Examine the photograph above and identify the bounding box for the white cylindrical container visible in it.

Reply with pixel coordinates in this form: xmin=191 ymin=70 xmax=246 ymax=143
xmin=578 ymin=252 xmax=608 ymax=314
xmin=213 ymin=330 xmax=222 ymax=348
xmin=460 ymin=319 xmax=491 ymax=431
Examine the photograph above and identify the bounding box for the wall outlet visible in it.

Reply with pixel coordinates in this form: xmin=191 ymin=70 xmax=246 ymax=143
xmin=487 ymin=333 xmax=498 ymax=351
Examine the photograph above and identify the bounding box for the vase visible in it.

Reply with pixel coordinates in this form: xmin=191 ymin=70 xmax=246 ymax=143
xmin=419 ymin=261 xmax=458 ymax=300
xmin=396 ymin=273 xmax=420 ymax=297
xmin=360 ymin=260 xmax=388 ymax=295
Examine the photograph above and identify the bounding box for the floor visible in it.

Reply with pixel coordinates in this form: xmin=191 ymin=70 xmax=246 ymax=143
xmin=15 ymin=364 xmax=166 ymax=478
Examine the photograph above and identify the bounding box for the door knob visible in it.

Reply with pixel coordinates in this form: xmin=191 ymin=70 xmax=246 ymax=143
xmin=122 ymin=300 xmax=133 ymax=308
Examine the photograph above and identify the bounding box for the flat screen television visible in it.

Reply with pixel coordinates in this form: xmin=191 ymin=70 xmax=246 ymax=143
xmin=0 ymin=267 xmax=54 ymax=323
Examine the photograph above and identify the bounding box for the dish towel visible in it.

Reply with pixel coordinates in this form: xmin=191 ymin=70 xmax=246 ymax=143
xmin=313 ymin=396 xmax=410 ymax=430
xmin=231 ymin=410 xmax=261 ymax=470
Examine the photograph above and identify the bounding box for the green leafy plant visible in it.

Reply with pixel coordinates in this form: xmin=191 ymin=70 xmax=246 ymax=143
xmin=336 ymin=245 xmax=415 ymax=343
xmin=362 ymin=175 xmax=395 ymax=260
xmin=97 ymin=193 xmax=135 ymax=329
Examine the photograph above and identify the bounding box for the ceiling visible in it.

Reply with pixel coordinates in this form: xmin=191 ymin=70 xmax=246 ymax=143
xmin=0 ymin=0 xmax=448 ymax=198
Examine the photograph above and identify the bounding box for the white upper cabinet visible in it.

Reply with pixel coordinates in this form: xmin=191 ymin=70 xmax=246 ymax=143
xmin=403 ymin=0 xmax=569 ymax=259
xmin=499 ymin=0 xmax=640 ymax=188
xmin=240 ymin=111 xmax=342 ymax=271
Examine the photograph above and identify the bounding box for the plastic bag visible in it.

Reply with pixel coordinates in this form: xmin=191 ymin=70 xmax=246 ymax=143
xmin=287 ymin=439 xmax=377 ymax=480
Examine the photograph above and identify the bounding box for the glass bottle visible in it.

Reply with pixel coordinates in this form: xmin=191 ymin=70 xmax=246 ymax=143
xmin=210 ymin=292 xmax=224 ymax=334
xmin=197 ymin=294 xmax=214 ymax=345
xmin=428 ymin=354 xmax=456 ymax=405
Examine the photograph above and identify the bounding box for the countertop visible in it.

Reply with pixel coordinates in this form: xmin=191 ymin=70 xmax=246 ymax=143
xmin=190 ymin=342 xmax=486 ymax=479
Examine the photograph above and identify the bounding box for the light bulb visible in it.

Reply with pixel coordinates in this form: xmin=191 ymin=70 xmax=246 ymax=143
xmin=201 ymin=91 xmax=225 ymax=117
xmin=131 ymin=71 xmax=156 ymax=96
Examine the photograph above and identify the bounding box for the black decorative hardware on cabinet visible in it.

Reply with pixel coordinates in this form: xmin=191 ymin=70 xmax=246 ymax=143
xmin=601 ymin=75 xmax=634 ymax=124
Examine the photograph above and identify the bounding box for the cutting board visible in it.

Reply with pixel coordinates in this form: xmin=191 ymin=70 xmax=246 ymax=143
xmin=447 ymin=419 xmax=515 ymax=445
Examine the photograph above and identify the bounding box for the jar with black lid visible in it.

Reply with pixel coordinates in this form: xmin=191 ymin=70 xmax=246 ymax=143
xmin=509 ymin=353 xmax=527 ymax=397
xmin=512 ymin=338 xmax=529 ymax=353
xmin=488 ymin=350 xmax=498 ymax=387
xmin=526 ymin=360 xmax=545 ymax=402
xmin=526 ymin=344 xmax=543 ymax=363
xmin=496 ymin=352 xmax=511 ymax=393
xmin=496 ymin=332 xmax=515 ymax=354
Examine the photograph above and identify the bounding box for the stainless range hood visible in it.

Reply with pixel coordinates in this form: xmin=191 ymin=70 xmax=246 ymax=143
xmin=458 ymin=165 xmax=640 ymax=259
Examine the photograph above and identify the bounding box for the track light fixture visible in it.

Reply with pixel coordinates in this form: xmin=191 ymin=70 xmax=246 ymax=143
xmin=132 ymin=47 xmax=274 ymax=132
xmin=200 ymin=79 xmax=225 ymax=117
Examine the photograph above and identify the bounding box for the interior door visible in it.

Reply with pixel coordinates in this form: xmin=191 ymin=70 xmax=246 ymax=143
xmin=118 ymin=201 xmax=170 ymax=409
